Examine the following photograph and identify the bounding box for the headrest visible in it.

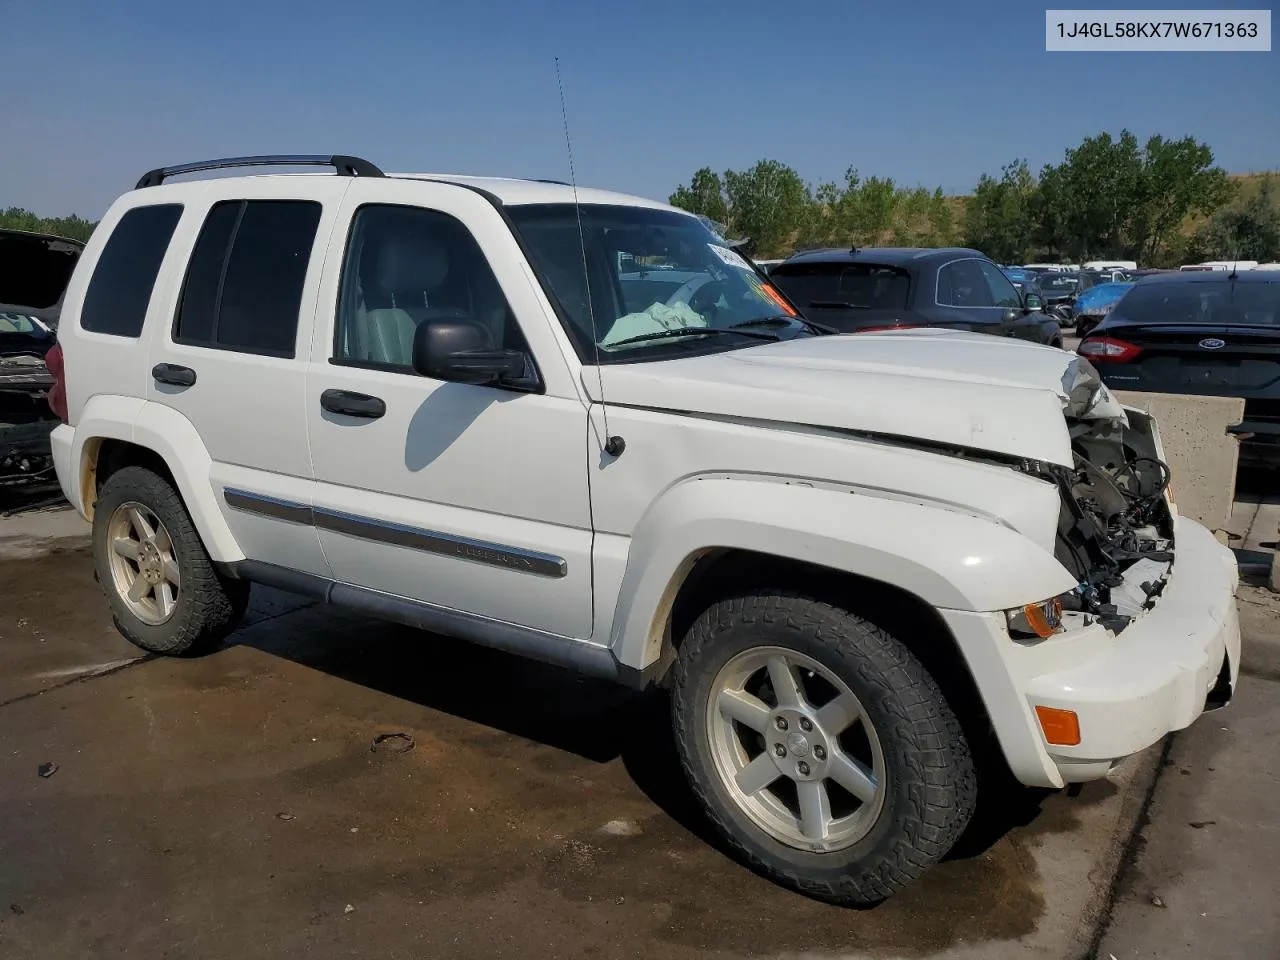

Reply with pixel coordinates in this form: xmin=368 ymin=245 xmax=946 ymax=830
xmin=366 ymin=234 xmax=450 ymax=297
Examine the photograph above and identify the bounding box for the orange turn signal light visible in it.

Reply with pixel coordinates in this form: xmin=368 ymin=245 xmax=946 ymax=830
xmin=1021 ymin=598 xmax=1063 ymax=638
xmin=1035 ymin=706 xmax=1081 ymax=746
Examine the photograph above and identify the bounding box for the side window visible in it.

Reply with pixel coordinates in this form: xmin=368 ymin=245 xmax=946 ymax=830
xmin=334 ymin=204 xmax=528 ymax=371
xmin=978 ymin=261 xmax=1023 ymax=308
xmin=174 ymin=200 xmax=321 ymax=358
xmin=939 ymin=260 xmax=995 ymax=308
xmin=80 ymin=204 xmax=183 ymax=337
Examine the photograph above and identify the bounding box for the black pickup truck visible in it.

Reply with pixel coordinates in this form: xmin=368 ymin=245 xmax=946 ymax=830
xmin=1 ymin=228 xmax=83 ymax=485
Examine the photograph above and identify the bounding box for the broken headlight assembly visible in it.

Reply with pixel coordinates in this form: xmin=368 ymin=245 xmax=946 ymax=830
xmin=1005 ymin=594 xmax=1069 ymax=640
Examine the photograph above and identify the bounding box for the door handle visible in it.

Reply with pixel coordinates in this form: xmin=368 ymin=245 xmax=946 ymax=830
xmin=152 ymin=363 xmax=196 ymax=387
xmin=320 ymin=389 xmax=386 ymax=419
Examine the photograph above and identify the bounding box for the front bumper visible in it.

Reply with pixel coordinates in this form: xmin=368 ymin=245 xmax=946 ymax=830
xmin=941 ymin=516 xmax=1241 ymax=788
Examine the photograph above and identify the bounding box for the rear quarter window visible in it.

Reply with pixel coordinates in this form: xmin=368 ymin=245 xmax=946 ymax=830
xmin=79 ymin=204 xmax=183 ymax=337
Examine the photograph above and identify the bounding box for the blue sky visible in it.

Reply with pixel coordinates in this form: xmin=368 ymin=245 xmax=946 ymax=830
xmin=5 ymin=0 xmax=1277 ymax=218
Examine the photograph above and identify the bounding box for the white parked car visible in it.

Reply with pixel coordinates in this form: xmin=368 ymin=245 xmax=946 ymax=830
xmin=48 ymin=155 xmax=1240 ymax=905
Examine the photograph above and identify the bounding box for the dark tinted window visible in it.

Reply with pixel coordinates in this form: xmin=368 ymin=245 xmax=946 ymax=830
xmin=1039 ymin=273 xmax=1080 ymax=294
xmin=334 ymin=204 xmax=528 ymax=370
xmin=979 ymin=261 xmax=1023 ymax=308
xmin=1110 ymin=281 xmax=1279 ymax=327
xmin=770 ymin=262 xmax=910 ymax=311
xmin=80 ymin=205 xmax=182 ymax=337
xmin=938 ymin=260 xmax=995 ymax=307
xmin=175 ymin=200 xmax=321 ymax=357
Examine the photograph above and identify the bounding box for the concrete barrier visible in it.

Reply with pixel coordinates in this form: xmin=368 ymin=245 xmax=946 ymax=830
xmin=1113 ymin=391 xmax=1244 ymax=534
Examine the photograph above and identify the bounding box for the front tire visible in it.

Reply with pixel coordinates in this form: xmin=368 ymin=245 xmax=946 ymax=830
xmin=670 ymin=592 xmax=976 ymax=905
xmin=92 ymin=465 xmax=249 ymax=656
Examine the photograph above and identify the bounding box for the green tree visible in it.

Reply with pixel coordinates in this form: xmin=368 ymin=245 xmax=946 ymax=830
xmin=1193 ymin=175 xmax=1280 ymax=262
xmin=796 ymin=179 xmax=844 ymax=250
xmin=1129 ymin=135 xmax=1231 ymax=263
xmin=889 ymin=186 xmax=935 ymax=246
xmin=722 ymin=160 xmax=809 ymax=258
xmin=927 ymin=187 xmax=955 ymax=247
xmin=962 ymin=160 xmax=1037 ymax=262
xmin=1036 ymin=130 xmax=1145 ymax=260
xmin=0 ymin=207 xmax=97 ymax=242
xmin=850 ymin=176 xmax=899 ymax=246
xmin=668 ymin=167 xmax=730 ymax=226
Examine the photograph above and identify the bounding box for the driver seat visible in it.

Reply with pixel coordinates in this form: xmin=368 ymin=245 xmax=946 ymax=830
xmin=359 ymin=234 xmax=454 ymax=366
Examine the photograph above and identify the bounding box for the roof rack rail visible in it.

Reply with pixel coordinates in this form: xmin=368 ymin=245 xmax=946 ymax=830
xmin=134 ymin=154 xmax=384 ymax=189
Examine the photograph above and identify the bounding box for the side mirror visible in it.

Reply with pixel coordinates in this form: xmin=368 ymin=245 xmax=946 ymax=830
xmin=1023 ymin=292 xmax=1043 ymax=312
xmin=412 ymin=320 xmax=534 ymax=388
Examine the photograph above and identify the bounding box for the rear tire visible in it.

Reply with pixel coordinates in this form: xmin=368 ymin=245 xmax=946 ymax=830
xmin=92 ymin=465 xmax=249 ymax=656
xmin=670 ymin=591 xmax=976 ymax=905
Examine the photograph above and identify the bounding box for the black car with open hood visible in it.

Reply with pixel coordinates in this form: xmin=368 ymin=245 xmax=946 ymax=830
xmin=1 ymin=228 xmax=83 ymax=485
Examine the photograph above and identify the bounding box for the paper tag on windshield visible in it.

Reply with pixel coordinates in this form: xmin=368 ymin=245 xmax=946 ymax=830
xmin=708 ymin=243 xmax=754 ymax=272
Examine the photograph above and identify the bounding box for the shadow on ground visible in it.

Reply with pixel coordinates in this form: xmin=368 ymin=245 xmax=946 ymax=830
xmin=213 ymin=601 xmax=1114 ymax=954
xmin=0 ymin=533 xmax=1128 ymax=959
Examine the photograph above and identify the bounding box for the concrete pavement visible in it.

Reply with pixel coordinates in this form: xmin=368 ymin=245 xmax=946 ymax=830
xmin=1 ymin=498 xmax=1276 ymax=959
xmin=0 ymin=505 xmax=1156 ymax=960
xmin=1095 ymin=587 xmax=1280 ymax=959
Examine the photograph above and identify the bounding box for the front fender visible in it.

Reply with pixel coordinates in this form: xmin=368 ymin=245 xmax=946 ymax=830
xmin=608 ymin=477 xmax=1076 ymax=672
xmin=71 ymin=395 xmax=245 ymax=563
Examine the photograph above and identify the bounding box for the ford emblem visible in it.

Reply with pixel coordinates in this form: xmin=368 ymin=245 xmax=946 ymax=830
xmin=1199 ymin=337 xmax=1226 ymax=350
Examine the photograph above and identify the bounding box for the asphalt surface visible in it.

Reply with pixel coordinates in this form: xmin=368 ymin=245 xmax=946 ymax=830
xmin=0 ymin=493 xmax=1274 ymax=960
xmin=1097 ymin=589 xmax=1280 ymax=959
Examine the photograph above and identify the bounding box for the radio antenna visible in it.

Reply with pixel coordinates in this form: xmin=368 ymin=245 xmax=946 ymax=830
xmin=555 ymin=56 xmax=624 ymax=458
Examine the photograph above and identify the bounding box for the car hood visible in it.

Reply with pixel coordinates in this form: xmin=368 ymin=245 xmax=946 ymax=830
xmin=586 ymin=328 xmax=1125 ymax=467
xmin=0 ymin=229 xmax=84 ymax=327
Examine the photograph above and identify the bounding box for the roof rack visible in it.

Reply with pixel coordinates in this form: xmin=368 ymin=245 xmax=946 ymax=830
xmin=134 ymin=154 xmax=384 ymax=189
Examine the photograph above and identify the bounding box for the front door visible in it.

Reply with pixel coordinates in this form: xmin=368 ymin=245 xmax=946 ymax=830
xmin=304 ymin=180 xmax=594 ymax=640
xmin=936 ymin=257 xmax=1009 ymax=336
xmin=976 ymin=260 xmax=1043 ymax=342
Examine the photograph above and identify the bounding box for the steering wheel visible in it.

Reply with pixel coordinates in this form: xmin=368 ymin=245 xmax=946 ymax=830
xmin=666 ymin=277 xmax=728 ymax=316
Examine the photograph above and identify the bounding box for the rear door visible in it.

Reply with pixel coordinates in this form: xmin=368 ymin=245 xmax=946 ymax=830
xmin=146 ymin=178 xmax=351 ymax=577
xmin=935 ymin=258 xmax=1008 ymax=336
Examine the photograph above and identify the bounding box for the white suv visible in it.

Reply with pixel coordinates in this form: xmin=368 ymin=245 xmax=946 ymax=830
xmin=48 ymin=155 xmax=1240 ymax=905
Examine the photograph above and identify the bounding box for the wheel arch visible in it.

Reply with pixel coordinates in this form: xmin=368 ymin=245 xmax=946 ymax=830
xmin=607 ymin=477 xmax=1074 ymax=675
xmin=665 ymin=548 xmax=999 ymax=772
xmin=71 ymin=396 xmax=245 ymax=563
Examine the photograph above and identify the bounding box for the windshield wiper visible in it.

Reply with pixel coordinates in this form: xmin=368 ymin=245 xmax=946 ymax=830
xmin=605 ymin=326 xmax=782 ymax=349
xmin=729 ymin=315 xmax=836 ymax=336
xmin=808 ymin=300 xmax=870 ymax=310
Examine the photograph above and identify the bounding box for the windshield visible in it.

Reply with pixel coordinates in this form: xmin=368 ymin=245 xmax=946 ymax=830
xmin=768 ymin=262 xmax=910 ymax=312
xmin=1079 ymin=270 xmax=1119 ymax=290
xmin=507 ymin=204 xmax=811 ymax=362
xmin=1109 ymin=280 xmax=1280 ymax=327
xmin=1038 ymin=273 xmax=1079 ymax=293
xmin=0 ymin=313 xmax=44 ymax=335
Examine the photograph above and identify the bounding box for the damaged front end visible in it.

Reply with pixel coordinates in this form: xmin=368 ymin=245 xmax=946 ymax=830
xmin=1037 ymin=358 xmax=1177 ymax=632
xmin=1 ymin=352 xmax=58 ymax=485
